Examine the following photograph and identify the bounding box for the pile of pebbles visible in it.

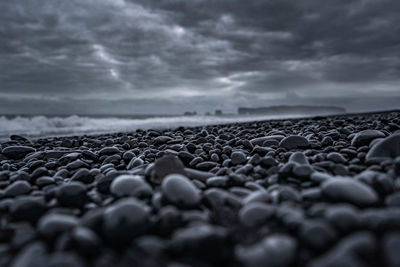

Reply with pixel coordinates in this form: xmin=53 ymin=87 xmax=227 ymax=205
xmin=1 ymin=111 xmax=400 ymax=267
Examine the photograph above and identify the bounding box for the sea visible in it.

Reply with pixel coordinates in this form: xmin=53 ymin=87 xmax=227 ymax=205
xmin=0 ymin=113 xmax=325 ymax=140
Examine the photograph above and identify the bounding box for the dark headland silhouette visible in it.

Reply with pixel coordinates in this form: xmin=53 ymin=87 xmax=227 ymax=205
xmin=238 ymin=105 xmax=346 ymax=116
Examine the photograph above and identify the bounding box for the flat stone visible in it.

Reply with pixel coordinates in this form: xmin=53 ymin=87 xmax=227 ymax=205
xmin=99 ymin=147 xmax=120 ymax=156
xmin=250 ymin=135 xmax=285 ymax=146
xmin=279 ymin=136 xmax=309 ymax=150
xmin=327 ymin=152 xmax=347 ymax=164
xmin=2 ymin=146 xmax=35 ymax=160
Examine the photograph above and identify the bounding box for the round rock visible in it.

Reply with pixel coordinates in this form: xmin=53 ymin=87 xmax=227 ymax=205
xmin=110 ymin=175 xmax=152 ymax=198
xmin=231 ymin=151 xmax=247 ymax=165
xmin=161 ymin=174 xmax=201 ymax=209
xmin=56 ymin=182 xmax=88 ymax=208
xmin=5 ymin=181 xmax=31 ymax=197
xmin=103 ymin=198 xmax=150 ymax=243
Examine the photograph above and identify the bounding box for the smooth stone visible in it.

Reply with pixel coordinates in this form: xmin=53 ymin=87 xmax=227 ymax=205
xmin=366 ymin=133 xmax=400 ymax=161
xmin=250 ymin=135 xmax=285 ymax=146
xmin=196 ymin=161 xmax=218 ymax=171
xmin=383 ymin=232 xmax=400 ymax=267
xmin=321 ymin=136 xmax=333 ymax=146
xmin=239 ymin=202 xmax=275 ymax=227
xmin=168 ymin=224 xmax=230 ymax=263
xmin=154 ymin=136 xmax=173 ymax=145
xmin=308 ymin=232 xmax=375 ymax=267
xmin=260 ymin=156 xmax=278 ymax=168
xmin=152 ymin=155 xmax=187 ymax=184
xmin=322 ymin=177 xmax=378 ymax=206
xmin=325 ymin=204 xmax=359 ymax=232
xmin=178 ymin=151 xmax=195 ymax=165
xmin=103 ymin=198 xmax=150 ymax=243
xmin=301 ymin=188 xmax=322 ymax=201
xmin=237 ymin=234 xmax=297 ymax=267
xmin=327 ymin=152 xmax=347 ymax=164
xmin=71 ymin=168 xmax=94 ymax=184
xmin=30 ymin=167 xmax=49 ymax=181
xmin=351 ymin=130 xmax=385 ymax=147
xmin=231 ymin=151 xmax=247 ymax=165
xmin=5 ymin=181 xmax=31 ymax=197
xmin=279 ymin=136 xmax=309 ymax=150
xmin=288 ymin=152 xmax=309 ymax=164
xmin=10 ymin=242 xmax=47 ymax=267
xmin=206 ymin=176 xmax=229 ymax=188
xmin=184 ymin=168 xmax=214 ymax=182
xmin=96 ymin=172 xmax=120 ymax=194
xmin=38 ymin=213 xmax=79 ymax=238
xmin=10 ymin=134 xmax=31 ymax=142
xmin=162 ymin=174 xmax=201 ymax=209
xmin=99 ymin=147 xmax=120 ymax=156
xmin=292 ymin=164 xmax=313 ymax=179
xmin=2 ymin=146 xmax=35 ymax=160
xmin=46 ymin=252 xmax=85 ymax=267
xmin=110 ymin=175 xmax=152 ymax=198
xmin=56 ymin=182 xmax=87 ymax=208
xmin=386 ymin=192 xmax=400 ymax=206
xmin=71 ymin=227 xmax=102 ymax=256
xmin=299 ymin=220 xmax=337 ymax=251
xmin=156 ymin=206 xmax=181 ymax=236
xmin=66 ymin=159 xmax=88 ymax=170
xmin=242 ymin=190 xmax=270 ymax=205
xmin=36 ymin=176 xmax=54 ymax=187
xmin=262 ymin=139 xmax=279 ymax=147
xmin=127 ymin=157 xmax=144 ymax=169
xmin=10 ymin=196 xmax=47 ymax=222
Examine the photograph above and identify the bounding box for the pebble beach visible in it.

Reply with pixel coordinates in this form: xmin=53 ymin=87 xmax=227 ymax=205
xmin=1 ymin=110 xmax=400 ymax=267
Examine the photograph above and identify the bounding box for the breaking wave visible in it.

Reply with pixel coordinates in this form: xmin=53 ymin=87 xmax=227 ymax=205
xmin=0 ymin=113 xmax=311 ymax=139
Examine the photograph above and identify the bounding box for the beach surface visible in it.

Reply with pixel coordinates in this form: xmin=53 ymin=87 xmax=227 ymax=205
xmin=1 ymin=110 xmax=400 ymax=266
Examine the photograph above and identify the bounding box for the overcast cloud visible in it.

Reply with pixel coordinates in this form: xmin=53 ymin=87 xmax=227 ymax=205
xmin=0 ymin=0 xmax=399 ymax=114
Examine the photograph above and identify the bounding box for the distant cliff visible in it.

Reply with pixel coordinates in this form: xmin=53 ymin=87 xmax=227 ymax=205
xmin=238 ymin=105 xmax=346 ymax=115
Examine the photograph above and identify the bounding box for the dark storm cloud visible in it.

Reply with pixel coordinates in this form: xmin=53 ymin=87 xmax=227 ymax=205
xmin=0 ymin=0 xmax=399 ymax=113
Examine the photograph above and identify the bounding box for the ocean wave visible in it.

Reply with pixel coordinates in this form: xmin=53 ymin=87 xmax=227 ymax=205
xmin=0 ymin=114 xmax=309 ymax=139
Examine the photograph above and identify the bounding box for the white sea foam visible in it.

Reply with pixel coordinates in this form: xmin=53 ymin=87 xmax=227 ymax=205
xmin=0 ymin=113 xmax=314 ymax=139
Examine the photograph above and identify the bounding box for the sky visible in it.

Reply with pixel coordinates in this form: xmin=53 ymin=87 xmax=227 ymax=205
xmin=0 ymin=0 xmax=399 ymax=115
